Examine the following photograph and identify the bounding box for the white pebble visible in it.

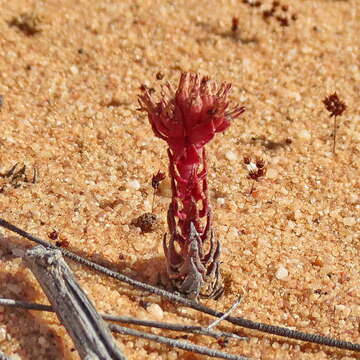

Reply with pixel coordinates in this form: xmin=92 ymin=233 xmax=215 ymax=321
xmin=343 ymin=217 xmax=356 ymax=226
xmin=0 ymin=327 xmax=6 ymax=341
xmin=146 ymin=304 xmax=164 ymax=320
xmin=275 ymin=265 xmax=289 ymax=280
xmin=10 ymin=355 xmax=22 ymax=360
xmin=335 ymin=304 xmax=346 ymax=312
xmin=298 ymin=129 xmax=311 ymax=141
xmin=217 ymin=197 xmax=225 ymax=205
xmin=225 ymin=151 xmax=238 ymax=161
xmin=70 ymin=65 xmax=79 ymax=75
xmin=127 ymin=179 xmax=141 ymax=190
xmin=167 ymin=351 xmax=178 ymax=360
xmin=266 ymin=168 xmax=278 ymax=179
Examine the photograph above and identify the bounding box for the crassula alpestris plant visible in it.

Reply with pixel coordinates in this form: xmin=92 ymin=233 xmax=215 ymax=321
xmin=139 ymin=73 xmax=245 ymax=299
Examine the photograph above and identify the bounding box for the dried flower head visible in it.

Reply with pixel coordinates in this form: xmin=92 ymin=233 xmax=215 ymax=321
xmin=322 ymin=92 xmax=346 ymax=154
xmin=48 ymin=230 xmax=58 ymax=241
xmin=244 ymin=157 xmax=266 ymax=181
xmin=322 ymin=92 xmax=346 ymax=118
xmin=151 ymin=170 xmax=166 ymax=190
xmin=139 ymin=72 xmax=245 ymax=299
xmin=151 ymin=170 xmax=166 ymax=211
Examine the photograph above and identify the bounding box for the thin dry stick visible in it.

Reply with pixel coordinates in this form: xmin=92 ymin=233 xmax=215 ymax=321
xmin=0 ymin=298 xmax=249 ymax=360
xmin=207 ymin=296 xmax=242 ymax=330
xmin=108 ymin=324 xmax=250 ymax=360
xmin=0 ymin=218 xmax=359 ymax=352
xmin=0 ymin=298 xmax=247 ymax=341
xmin=0 ymin=298 xmax=52 ymax=312
xmin=24 ymin=246 xmax=126 ymax=360
xmin=104 ymin=315 xmax=247 ymax=341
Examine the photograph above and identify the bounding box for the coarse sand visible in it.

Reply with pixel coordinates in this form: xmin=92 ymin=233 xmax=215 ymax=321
xmin=0 ymin=0 xmax=359 ymax=359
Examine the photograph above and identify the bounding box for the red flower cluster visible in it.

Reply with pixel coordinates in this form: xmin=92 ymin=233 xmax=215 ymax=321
xmin=139 ymin=72 xmax=245 ymax=298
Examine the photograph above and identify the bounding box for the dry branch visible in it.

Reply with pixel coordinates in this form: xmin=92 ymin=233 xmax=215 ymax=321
xmin=1 ymin=218 xmax=359 ymax=352
xmin=24 ymin=245 xmax=126 ymax=360
xmin=109 ymin=323 xmax=249 ymax=360
xmin=0 ymin=298 xmax=247 ymax=341
xmin=0 ymin=298 xmax=249 ymax=360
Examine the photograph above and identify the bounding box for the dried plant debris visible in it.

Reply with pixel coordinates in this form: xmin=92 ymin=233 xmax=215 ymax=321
xmin=231 ymin=16 xmax=240 ymax=34
xmin=241 ymin=0 xmax=297 ymax=28
xmin=322 ymin=92 xmax=346 ymax=154
xmin=155 ymin=71 xmax=165 ymax=80
xmin=0 ymin=163 xmax=37 ymax=192
xmin=262 ymin=1 xmax=297 ymax=27
xmin=243 ymin=157 xmax=267 ymax=196
xmin=151 ymin=170 xmax=166 ymax=211
xmin=8 ymin=13 xmax=42 ymax=36
xmin=132 ymin=212 xmax=159 ymax=233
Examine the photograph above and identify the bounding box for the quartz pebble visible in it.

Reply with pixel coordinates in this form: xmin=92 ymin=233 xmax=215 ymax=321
xmin=70 ymin=65 xmax=79 ymax=75
xmin=275 ymin=265 xmax=289 ymax=280
xmin=343 ymin=217 xmax=356 ymax=226
xmin=298 ymin=129 xmax=311 ymax=141
xmin=146 ymin=303 xmax=164 ymax=320
xmin=127 ymin=179 xmax=141 ymax=190
xmin=0 ymin=327 xmax=6 ymax=341
xmin=225 ymin=151 xmax=238 ymax=161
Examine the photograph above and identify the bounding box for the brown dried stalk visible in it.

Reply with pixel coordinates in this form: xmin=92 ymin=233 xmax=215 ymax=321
xmin=322 ymin=92 xmax=346 ymax=154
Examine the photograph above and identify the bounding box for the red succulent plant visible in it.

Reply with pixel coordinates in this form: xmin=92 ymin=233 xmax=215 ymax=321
xmin=139 ymin=72 xmax=245 ymax=299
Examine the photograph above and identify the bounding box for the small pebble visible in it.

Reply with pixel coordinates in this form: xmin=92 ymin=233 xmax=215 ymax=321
xmin=146 ymin=303 xmax=164 ymax=320
xmin=225 ymin=151 xmax=238 ymax=161
xmin=275 ymin=265 xmax=289 ymax=280
xmin=343 ymin=217 xmax=356 ymax=226
xmin=335 ymin=304 xmax=346 ymax=312
xmin=70 ymin=65 xmax=79 ymax=75
xmin=10 ymin=355 xmax=21 ymax=360
xmin=0 ymin=327 xmax=6 ymax=341
xmin=127 ymin=179 xmax=141 ymax=190
xmin=266 ymin=168 xmax=278 ymax=179
xmin=298 ymin=129 xmax=311 ymax=141
xmin=217 ymin=197 xmax=225 ymax=205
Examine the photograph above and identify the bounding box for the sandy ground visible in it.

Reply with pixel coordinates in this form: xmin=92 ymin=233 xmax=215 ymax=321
xmin=0 ymin=0 xmax=359 ymax=359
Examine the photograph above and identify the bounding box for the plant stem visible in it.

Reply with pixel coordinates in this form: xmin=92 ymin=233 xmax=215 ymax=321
xmin=333 ymin=115 xmax=337 ymax=154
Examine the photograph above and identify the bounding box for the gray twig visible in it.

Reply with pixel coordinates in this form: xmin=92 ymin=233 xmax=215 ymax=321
xmin=104 ymin=314 xmax=247 ymax=340
xmin=108 ymin=323 xmax=250 ymax=360
xmin=0 ymin=298 xmax=247 ymax=341
xmin=24 ymin=245 xmax=126 ymax=360
xmin=207 ymin=295 xmax=242 ymax=330
xmin=1 ymin=218 xmax=359 ymax=352
xmin=0 ymin=298 xmax=52 ymax=312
